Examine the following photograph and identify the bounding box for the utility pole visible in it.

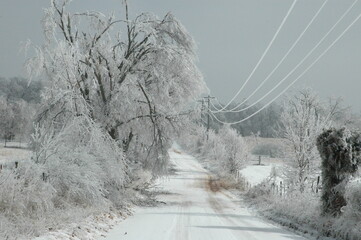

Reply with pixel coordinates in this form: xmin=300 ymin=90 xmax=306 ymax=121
xmin=197 ymin=99 xmax=205 ymax=124
xmin=203 ymin=95 xmax=215 ymax=140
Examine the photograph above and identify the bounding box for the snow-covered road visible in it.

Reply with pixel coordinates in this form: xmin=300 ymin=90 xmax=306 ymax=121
xmin=105 ymin=148 xmax=307 ymax=240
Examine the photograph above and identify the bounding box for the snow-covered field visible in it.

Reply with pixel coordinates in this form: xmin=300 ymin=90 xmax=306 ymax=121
xmin=0 ymin=143 xmax=31 ymax=164
xmin=240 ymin=164 xmax=273 ymax=186
xmin=105 ymin=147 xmax=307 ymax=240
xmin=240 ymin=154 xmax=285 ymax=186
xmin=240 ymin=136 xmax=288 ymax=186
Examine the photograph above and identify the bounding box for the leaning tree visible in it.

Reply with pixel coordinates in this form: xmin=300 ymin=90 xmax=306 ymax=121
xmin=316 ymin=127 xmax=361 ymax=216
xmin=27 ymin=0 xmax=207 ymax=175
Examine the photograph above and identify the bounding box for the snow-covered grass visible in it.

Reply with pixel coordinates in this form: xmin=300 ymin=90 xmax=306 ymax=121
xmin=242 ymin=174 xmax=361 ymax=240
xmin=239 ymin=164 xmax=273 ymax=186
xmin=33 ymin=210 xmax=131 ymax=240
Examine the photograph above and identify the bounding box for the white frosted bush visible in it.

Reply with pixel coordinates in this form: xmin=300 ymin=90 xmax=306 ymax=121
xmin=344 ymin=179 xmax=361 ymax=219
xmin=32 ymin=117 xmax=128 ymax=208
xmin=218 ymin=125 xmax=248 ymax=175
xmin=0 ymin=116 xmax=129 ymax=238
xmin=178 ymin=123 xmax=248 ymax=177
xmin=0 ymin=161 xmax=55 ymax=238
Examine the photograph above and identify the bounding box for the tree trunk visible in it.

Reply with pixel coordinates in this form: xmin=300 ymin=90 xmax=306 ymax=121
xmin=108 ymin=127 xmax=118 ymax=140
xmin=123 ymin=131 xmax=133 ymax=153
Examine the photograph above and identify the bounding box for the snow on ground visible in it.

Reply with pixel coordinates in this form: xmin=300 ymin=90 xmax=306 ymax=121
xmin=240 ymin=155 xmax=285 ymax=186
xmin=104 ymin=146 xmax=308 ymax=240
xmin=0 ymin=143 xmax=31 ymax=164
xmin=32 ymin=211 xmax=130 ymax=240
xmin=239 ymin=164 xmax=273 ymax=186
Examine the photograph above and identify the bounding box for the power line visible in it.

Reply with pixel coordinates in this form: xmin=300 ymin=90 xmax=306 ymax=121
xmin=218 ymin=0 xmax=329 ymax=113
xmin=217 ymin=0 xmax=298 ymax=112
xmin=212 ymin=0 xmax=358 ymax=114
xmin=210 ymin=9 xmax=361 ymax=125
xmin=210 ymin=98 xmax=223 ymax=111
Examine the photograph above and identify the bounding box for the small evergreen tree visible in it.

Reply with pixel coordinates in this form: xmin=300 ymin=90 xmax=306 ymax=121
xmin=316 ymin=128 xmax=361 ymax=216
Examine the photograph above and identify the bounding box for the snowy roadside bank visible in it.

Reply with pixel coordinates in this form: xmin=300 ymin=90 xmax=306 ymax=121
xmin=30 ymin=179 xmax=170 ymax=240
xmin=32 ymin=210 xmax=131 ymax=240
xmin=240 ymin=179 xmax=361 ymax=240
xmin=31 ymin=187 xmax=169 ymax=240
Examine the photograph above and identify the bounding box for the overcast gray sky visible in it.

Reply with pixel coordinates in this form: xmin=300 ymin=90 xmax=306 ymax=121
xmin=1 ymin=0 xmax=361 ymax=111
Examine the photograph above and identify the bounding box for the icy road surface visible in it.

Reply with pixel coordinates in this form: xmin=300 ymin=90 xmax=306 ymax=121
xmin=105 ymin=148 xmax=307 ymax=240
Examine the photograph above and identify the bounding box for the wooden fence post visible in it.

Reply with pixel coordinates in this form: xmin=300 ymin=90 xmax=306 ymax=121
xmin=316 ymin=176 xmax=320 ymax=193
xmin=280 ymin=181 xmax=283 ymax=196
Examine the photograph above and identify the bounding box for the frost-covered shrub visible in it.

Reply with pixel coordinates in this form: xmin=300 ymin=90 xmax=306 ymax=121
xmin=245 ymin=182 xmax=361 ymax=240
xmin=317 ymin=127 xmax=361 ymax=216
xmin=178 ymin=123 xmax=248 ymax=178
xmin=0 ymin=116 xmax=130 ymax=238
xmin=178 ymin=124 xmax=207 ymax=154
xmin=245 ymin=185 xmax=329 ymax=238
xmin=246 ymin=182 xmax=273 ymax=200
xmin=217 ymin=125 xmax=248 ymax=174
xmin=200 ymin=130 xmax=227 ymax=164
xmin=31 ymin=117 xmax=127 ymax=208
xmin=0 ymin=162 xmax=55 ymax=217
xmin=0 ymin=161 xmax=55 ymax=237
xmin=344 ymin=180 xmax=361 ymax=219
xmin=334 ymin=182 xmax=361 ymax=240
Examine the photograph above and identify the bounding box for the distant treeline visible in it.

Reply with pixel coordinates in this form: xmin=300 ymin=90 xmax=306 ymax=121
xmin=207 ymin=97 xmax=361 ymax=138
xmin=208 ymin=102 xmax=282 ymax=138
xmin=0 ymin=77 xmax=42 ymax=103
xmin=0 ymin=77 xmax=43 ymax=144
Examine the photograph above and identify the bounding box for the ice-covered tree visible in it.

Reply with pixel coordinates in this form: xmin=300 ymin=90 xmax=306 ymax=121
xmin=1 ymin=1 xmax=207 ymax=236
xmin=218 ymin=125 xmax=248 ymax=175
xmin=178 ymin=122 xmax=247 ymax=177
xmin=27 ymin=0 xmax=206 ymax=175
xmin=280 ymin=89 xmax=338 ymax=192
